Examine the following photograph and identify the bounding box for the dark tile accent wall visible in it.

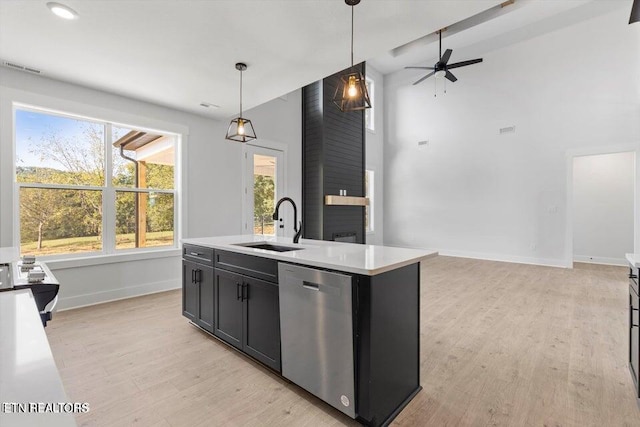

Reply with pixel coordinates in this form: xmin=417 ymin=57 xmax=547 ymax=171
xmin=302 ymin=63 xmax=366 ymax=243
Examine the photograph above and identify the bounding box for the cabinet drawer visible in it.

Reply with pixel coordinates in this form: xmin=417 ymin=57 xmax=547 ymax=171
xmin=215 ymin=250 xmax=278 ymax=283
xmin=630 ymin=267 xmax=639 ymax=296
xmin=183 ymin=244 xmax=214 ymax=266
xmin=631 ymin=284 xmax=640 ymax=396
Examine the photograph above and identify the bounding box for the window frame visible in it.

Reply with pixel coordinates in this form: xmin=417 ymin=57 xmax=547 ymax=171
xmin=13 ymin=103 xmax=181 ymax=261
xmin=365 ymin=169 xmax=374 ymax=233
xmin=365 ymin=77 xmax=375 ymax=132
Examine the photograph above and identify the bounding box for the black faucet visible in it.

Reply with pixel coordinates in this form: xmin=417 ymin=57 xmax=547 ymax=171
xmin=272 ymin=197 xmax=303 ymax=244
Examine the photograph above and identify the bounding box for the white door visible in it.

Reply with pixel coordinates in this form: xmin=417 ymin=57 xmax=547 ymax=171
xmin=244 ymin=145 xmax=285 ymax=237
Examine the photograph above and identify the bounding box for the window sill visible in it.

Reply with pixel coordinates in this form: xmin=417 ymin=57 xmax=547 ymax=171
xmin=45 ymin=248 xmax=181 ymax=270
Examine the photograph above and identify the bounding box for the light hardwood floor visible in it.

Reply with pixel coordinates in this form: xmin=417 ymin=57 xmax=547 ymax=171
xmin=46 ymin=256 xmax=640 ymax=426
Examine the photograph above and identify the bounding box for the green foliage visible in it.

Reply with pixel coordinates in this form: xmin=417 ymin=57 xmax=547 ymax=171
xmin=254 ymin=174 xmax=275 ymax=221
xmin=18 ymin=122 xmax=175 ymax=251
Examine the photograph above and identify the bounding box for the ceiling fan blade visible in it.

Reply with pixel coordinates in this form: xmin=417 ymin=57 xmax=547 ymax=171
xmin=405 ymin=66 xmax=435 ymax=70
xmin=447 ymin=58 xmax=483 ymax=69
xmin=445 ymin=71 xmax=457 ymax=82
xmin=441 ymin=49 xmax=453 ymax=65
xmin=413 ymin=71 xmax=436 ymax=85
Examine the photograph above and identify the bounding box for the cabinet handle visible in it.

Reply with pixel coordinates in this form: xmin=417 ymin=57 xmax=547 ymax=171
xmin=191 ymin=270 xmax=195 ymax=283
xmin=195 ymin=269 xmax=201 ymax=283
xmin=243 ymin=283 xmax=249 ymax=300
xmin=190 ymin=252 xmax=201 ymax=257
xmin=237 ymin=283 xmax=242 ymax=301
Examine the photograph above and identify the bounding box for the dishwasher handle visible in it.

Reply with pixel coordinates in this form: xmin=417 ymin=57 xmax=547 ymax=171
xmin=302 ymin=281 xmax=319 ymax=291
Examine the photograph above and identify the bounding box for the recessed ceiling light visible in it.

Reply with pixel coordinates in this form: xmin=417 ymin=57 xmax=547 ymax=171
xmin=46 ymin=2 xmax=78 ymax=20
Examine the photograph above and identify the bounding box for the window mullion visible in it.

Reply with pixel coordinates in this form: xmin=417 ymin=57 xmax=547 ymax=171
xmin=103 ymin=123 xmax=115 ymax=254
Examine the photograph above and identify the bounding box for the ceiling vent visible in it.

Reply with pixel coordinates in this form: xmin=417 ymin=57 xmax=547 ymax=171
xmin=1 ymin=60 xmax=42 ymax=75
xmin=499 ymin=126 xmax=516 ymax=135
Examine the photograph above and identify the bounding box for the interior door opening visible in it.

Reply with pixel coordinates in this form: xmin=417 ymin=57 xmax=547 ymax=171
xmin=572 ymin=151 xmax=635 ymax=266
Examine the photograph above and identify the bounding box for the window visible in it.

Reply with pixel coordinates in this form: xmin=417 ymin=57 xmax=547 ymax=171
xmin=365 ymin=170 xmax=374 ymax=233
xmin=15 ymin=107 xmax=178 ymax=257
xmin=365 ymin=77 xmax=375 ymax=132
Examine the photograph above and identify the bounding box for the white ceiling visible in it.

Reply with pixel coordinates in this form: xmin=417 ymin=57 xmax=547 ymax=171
xmin=0 ymin=0 xmax=630 ymax=119
xmin=369 ymin=0 xmax=630 ymax=77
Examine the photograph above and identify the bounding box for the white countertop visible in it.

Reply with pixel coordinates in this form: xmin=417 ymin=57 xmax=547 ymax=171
xmin=0 ymin=289 xmax=76 ymax=427
xmin=626 ymin=253 xmax=639 ymax=267
xmin=182 ymin=235 xmax=437 ymax=276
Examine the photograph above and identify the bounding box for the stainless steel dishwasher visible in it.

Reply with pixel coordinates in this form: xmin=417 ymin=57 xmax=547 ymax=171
xmin=278 ymin=263 xmax=356 ymax=418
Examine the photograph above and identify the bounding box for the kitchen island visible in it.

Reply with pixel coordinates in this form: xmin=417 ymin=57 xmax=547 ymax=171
xmin=181 ymin=235 xmax=436 ymax=426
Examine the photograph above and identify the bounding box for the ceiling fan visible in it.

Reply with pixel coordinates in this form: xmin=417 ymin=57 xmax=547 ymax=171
xmin=405 ymin=30 xmax=483 ymax=85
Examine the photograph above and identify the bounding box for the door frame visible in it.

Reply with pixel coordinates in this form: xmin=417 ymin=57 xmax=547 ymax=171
xmin=242 ymin=140 xmax=288 ymax=236
xmin=564 ymin=143 xmax=640 ymax=268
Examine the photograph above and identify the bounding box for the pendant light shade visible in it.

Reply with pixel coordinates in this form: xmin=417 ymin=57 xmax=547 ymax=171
xmin=333 ymin=0 xmax=371 ymax=112
xmin=631 ymin=0 xmax=640 ymax=24
xmin=225 ymin=63 xmax=256 ymax=143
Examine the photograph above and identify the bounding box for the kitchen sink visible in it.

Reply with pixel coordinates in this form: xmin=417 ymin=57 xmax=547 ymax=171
xmin=233 ymin=242 xmax=303 ymax=252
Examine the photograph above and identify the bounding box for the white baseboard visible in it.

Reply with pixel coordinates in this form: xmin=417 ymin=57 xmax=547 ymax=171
xmin=56 ymin=279 xmax=181 ymax=311
xmin=573 ymin=255 xmax=627 ymax=266
xmin=438 ymin=249 xmax=568 ymax=268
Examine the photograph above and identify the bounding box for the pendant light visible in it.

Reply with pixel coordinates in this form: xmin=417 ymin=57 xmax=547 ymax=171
xmin=332 ymin=0 xmax=371 ymax=112
xmin=631 ymin=0 xmax=639 ymax=24
xmin=225 ymin=62 xmax=256 ymax=142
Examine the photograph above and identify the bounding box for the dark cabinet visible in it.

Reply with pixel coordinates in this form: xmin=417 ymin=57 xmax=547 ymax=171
xmin=243 ymin=276 xmax=280 ymax=369
xmin=214 ymin=256 xmax=281 ymax=372
xmin=630 ymin=266 xmax=639 ymax=397
xmin=214 ymin=268 xmax=243 ymax=349
xmin=182 ymin=260 xmax=199 ymax=322
xmin=182 ymin=246 xmax=215 ymax=333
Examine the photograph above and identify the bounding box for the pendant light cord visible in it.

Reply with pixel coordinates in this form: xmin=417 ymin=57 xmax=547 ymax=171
xmin=239 ymin=68 xmax=243 ymax=117
xmin=350 ymin=5 xmax=354 ymax=67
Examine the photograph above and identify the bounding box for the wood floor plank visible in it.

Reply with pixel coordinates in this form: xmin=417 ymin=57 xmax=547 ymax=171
xmin=46 ymin=256 xmax=640 ymax=426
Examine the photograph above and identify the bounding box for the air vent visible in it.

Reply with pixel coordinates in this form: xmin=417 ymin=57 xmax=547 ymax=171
xmin=499 ymin=126 xmax=516 ymax=135
xmin=1 ymin=60 xmax=42 ymax=74
xmin=418 ymin=140 xmax=429 ymax=146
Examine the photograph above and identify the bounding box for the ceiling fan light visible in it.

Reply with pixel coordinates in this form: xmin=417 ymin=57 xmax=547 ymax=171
xmin=333 ymin=70 xmax=371 ymax=112
xmin=435 ymin=70 xmax=446 ymax=79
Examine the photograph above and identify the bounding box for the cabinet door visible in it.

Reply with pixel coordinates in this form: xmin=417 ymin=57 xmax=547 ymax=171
xmin=243 ymin=276 xmax=281 ymax=371
xmin=214 ymin=268 xmax=243 ymax=349
xmin=631 ymin=289 xmax=639 ymax=394
xmin=196 ymin=265 xmax=215 ymax=333
xmin=182 ymin=260 xmax=198 ymax=322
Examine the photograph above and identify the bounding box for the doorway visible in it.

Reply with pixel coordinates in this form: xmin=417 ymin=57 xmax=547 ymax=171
xmin=243 ymin=144 xmax=285 ymax=237
xmin=571 ymin=151 xmax=635 ymax=266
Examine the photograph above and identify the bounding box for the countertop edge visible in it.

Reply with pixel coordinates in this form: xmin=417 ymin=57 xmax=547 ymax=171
xmin=181 ymin=236 xmax=438 ymax=276
xmin=626 ymin=253 xmax=638 ymax=267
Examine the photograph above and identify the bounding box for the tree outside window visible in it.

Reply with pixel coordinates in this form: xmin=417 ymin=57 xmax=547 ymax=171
xmin=15 ymin=108 xmax=177 ymax=257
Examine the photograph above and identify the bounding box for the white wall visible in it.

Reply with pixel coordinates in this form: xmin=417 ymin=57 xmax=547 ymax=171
xmin=383 ymin=6 xmax=640 ymax=267
xmin=243 ymin=90 xmax=302 ymax=238
xmin=0 ymin=68 xmax=301 ymax=309
xmin=365 ymin=65 xmax=385 ymax=245
xmin=573 ymin=152 xmax=634 ymax=265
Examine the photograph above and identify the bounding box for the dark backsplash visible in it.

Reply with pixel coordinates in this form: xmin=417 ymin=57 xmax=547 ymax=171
xmin=302 ymin=63 xmax=366 ymax=244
